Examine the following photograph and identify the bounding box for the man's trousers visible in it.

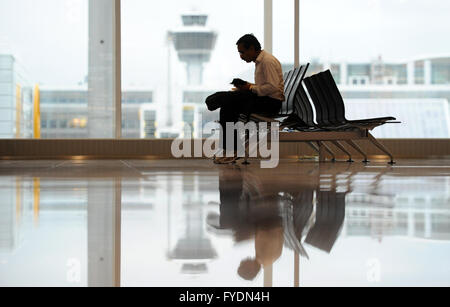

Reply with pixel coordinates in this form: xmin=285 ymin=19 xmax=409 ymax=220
xmin=205 ymin=91 xmax=282 ymax=151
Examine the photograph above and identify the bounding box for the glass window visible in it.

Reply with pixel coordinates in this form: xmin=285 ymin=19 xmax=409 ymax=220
xmin=50 ymin=120 xmax=57 ymax=129
xmin=0 ymin=0 xmax=116 ymax=139
xmin=121 ymin=0 xmax=263 ymax=139
xmin=273 ymin=0 xmax=294 ymax=74
xmin=59 ymin=119 xmax=68 ymax=128
xmin=432 ymin=61 xmax=450 ymax=85
xmin=300 ymin=0 xmax=450 ymax=138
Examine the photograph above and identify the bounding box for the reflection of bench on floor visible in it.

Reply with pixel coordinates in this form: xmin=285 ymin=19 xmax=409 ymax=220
xmin=282 ymin=188 xmax=347 ymax=256
xmin=304 ymin=190 xmax=346 ymax=253
xmin=239 ymin=64 xmax=400 ymax=164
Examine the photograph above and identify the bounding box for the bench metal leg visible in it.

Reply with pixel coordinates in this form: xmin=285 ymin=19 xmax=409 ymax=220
xmin=370 ymin=168 xmax=389 ymax=190
xmin=242 ymin=130 xmax=251 ymax=165
xmin=241 ymin=127 xmax=261 ymax=165
xmin=242 ymin=143 xmax=251 ymax=164
xmin=318 ymin=142 xmax=326 ymax=162
xmin=345 ymin=140 xmax=369 ymax=163
xmin=306 ymin=141 xmax=319 ymax=153
xmin=367 ymin=132 xmax=395 ymax=165
xmin=296 ymin=141 xmax=319 ymax=161
xmin=296 ymin=141 xmax=318 ymax=159
xmin=317 ymin=141 xmax=336 ymax=162
xmin=331 ymin=141 xmax=353 ymax=162
xmin=323 ymin=142 xmax=337 ymax=162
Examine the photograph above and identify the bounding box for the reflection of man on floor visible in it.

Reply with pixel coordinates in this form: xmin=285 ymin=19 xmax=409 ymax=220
xmin=237 ymin=222 xmax=284 ymax=282
xmin=208 ymin=167 xmax=348 ymax=285
xmin=207 ymin=167 xmax=284 ymax=282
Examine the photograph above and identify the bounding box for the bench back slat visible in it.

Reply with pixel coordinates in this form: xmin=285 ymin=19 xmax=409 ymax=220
xmin=280 ymin=64 xmax=309 ymax=115
xmin=283 ymin=67 xmax=303 ymax=114
xmin=304 ymin=76 xmax=331 ymax=126
xmin=319 ymin=70 xmax=348 ymax=122
xmin=295 ymin=81 xmax=316 ymax=127
xmin=311 ymin=73 xmax=343 ymax=125
xmin=282 ymin=69 xmax=297 ymax=114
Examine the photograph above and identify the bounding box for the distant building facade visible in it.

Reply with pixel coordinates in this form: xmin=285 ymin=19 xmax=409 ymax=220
xmin=0 ymin=54 xmax=33 ymax=138
xmin=39 ymin=88 xmax=156 ymax=138
xmin=298 ymin=55 xmax=450 ymax=86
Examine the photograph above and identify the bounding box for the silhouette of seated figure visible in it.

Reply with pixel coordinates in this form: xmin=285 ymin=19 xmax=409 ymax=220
xmin=237 ymin=224 xmax=284 ymax=281
xmin=207 ymin=167 xmax=284 ymax=281
xmin=207 ymin=168 xmax=348 ymax=282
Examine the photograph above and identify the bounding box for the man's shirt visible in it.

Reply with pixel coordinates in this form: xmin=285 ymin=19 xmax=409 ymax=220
xmin=251 ymin=50 xmax=285 ymax=101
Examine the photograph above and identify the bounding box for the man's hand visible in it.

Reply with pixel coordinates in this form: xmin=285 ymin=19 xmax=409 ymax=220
xmin=236 ymin=83 xmax=252 ymax=91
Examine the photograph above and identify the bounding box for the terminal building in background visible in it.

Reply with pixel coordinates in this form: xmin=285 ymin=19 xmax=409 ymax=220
xmin=302 ymin=55 xmax=450 ymax=86
xmin=38 ymin=88 xmax=157 ymax=139
xmin=1 ymin=52 xmax=450 ymax=139
xmin=0 ymin=54 xmax=33 ymax=138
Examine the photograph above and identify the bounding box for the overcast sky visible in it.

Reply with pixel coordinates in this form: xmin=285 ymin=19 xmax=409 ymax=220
xmin=1 ymin=0 xmax=450 ymax=89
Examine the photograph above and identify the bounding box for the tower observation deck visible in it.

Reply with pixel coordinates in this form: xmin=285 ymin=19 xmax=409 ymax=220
xmin=169 ymin=13 xmax=217 ymax=86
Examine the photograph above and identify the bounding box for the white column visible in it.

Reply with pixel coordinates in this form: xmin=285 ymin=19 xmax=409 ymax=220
xmin=407 ymin=61 xmax=415 ymax=85
xmin=114 ymin=0 xmax=122 ymax=138
xmin=264 ymin=0 xmax=273 ymax=53
xmin=407 ymin=210 xmax=414 ymax=237
xmin=424 ymin=60 xmax=432 ymax=85
xmin=88 ymin=0 xmax=120 ymax=138
xmin=87 ymin=178 xmax=121 ymax=287
xmin=424 ymin=208 xmax=432 ymax=238
xmin=294 ymin=252 xmax=299 ymax=287
xmin=166 ymin=34 xmax=173 ymax=127
xmin=340 ymin=62 xmax=348 ymax=85
xmin=0 ymin=177 xmax=16 ymax=252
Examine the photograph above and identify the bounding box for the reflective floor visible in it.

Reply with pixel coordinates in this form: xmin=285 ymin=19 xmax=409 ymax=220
xmin=0 ymin=158 xmax=449 ymax=287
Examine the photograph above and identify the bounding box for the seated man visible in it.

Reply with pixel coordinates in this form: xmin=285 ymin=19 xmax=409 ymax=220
xmin=205 ymin=34 xmax=285 ymax=164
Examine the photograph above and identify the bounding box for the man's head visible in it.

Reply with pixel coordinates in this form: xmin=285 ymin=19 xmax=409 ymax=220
xmin=236 ymin=34 xmax=262 ymax=63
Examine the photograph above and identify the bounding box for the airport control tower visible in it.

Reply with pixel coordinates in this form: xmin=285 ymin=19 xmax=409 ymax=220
xmin=168 ymin=13 xmax=217 ymax=86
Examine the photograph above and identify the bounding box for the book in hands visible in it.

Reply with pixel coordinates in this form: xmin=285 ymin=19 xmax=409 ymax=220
xmin=230 ymin=78 xmax=247 ymax=87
